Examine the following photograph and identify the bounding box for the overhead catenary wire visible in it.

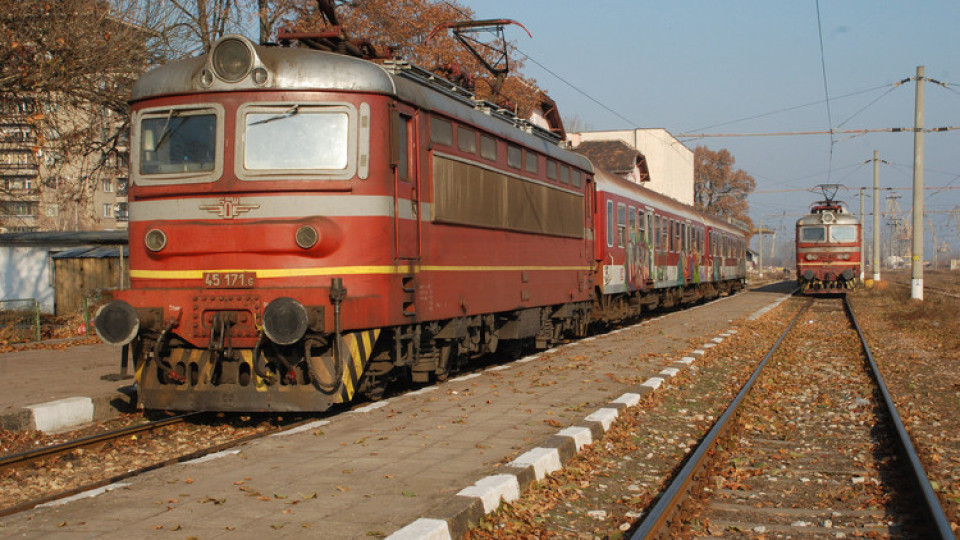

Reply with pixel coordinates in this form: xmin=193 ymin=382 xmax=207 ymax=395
xmin=815 ymin=0 xmax=836 ymax=181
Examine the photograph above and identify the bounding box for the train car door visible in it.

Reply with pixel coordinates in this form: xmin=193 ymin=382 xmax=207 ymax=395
xmin=392 ymin=106 xmax=421 ymax=261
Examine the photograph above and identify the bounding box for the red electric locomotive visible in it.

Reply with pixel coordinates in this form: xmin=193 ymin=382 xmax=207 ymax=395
xmin=795 ymin=186 xmax=862 ymax=293
xmin=95 ymin=33 xmax=748 ymax=413
xmin=94 ymin=34 xmax=594 ymax=412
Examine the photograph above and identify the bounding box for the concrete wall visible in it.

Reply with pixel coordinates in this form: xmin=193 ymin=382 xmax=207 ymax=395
xmin=570 ymin=129 xmax=694 ymax=206
xmin=0 ymin=245 xmax=54 ymax=313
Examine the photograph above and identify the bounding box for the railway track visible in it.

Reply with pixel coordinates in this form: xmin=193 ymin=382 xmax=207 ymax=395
xmin=0 ymin=412 xmax=319 ymax=517
xmin=631 ymin=294 xmax=953 ymax=539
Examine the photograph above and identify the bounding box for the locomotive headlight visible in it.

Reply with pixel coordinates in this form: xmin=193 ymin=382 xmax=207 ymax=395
xmin=296 ymin=225 xmax=319 ymax=249
xmin=841 ymin=253 xmax=851 ymax=260
xmin=805 ymin=254 xmax=819 ymax=261
xmin=145 ymin=229 xmax=167 ymax=252
xmin=212 ymin=37 xmax=253 ymax=82
xmin=94 ymin=300 xmax=140 ymax=346
xmin=263 ymin=297 xmax=309 ymax=346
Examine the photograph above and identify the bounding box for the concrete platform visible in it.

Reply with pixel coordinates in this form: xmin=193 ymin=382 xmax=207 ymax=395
xmin=0 ymin=342 xmax=135 ymax=432
xmin=0 ymin=282 xmax=795 ymax=538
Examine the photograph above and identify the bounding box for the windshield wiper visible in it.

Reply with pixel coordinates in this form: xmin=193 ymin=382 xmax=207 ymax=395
xmin=248 ymin=105 xmax=299 ymax=126
xmin=153 ymin=109 xmax=181 ymax=151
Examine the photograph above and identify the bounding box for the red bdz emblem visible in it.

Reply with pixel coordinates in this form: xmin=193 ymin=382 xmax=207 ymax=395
xmin=199 ymin=197 xmax=260 ymax=219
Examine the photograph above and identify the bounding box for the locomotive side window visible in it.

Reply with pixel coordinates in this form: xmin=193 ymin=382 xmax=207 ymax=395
xmin=560 ymin=165 xmax=571 ymax=185
xmin=507 ymin=145 xmax=522 ymax=169
xmin=396 ymin=114 xmax=413 ymax=181
xmin=800 ymin=226 xmax=826 ymax=242
xmin=546 ymin=160 xmax=558 ymax=180
xmin=457 ymin=126 xmax=477 ymax=154
xmin=525 ymin=151 xmax=539 ymax=174
xmin=572 ymin=169 xmax=582 ymax=188
xmin=829 ymin=225 xmax=858 ymax=243
xmin=430 ymin=117 xmax=453 ymax=146
xmin=135 ymin=104 xmax=224 ymax=184
xmin=480 ymin=134 xmax=498 ymax=161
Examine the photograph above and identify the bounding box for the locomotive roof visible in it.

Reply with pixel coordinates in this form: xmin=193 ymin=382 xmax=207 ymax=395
xmin=131 ymin=35 xmax=591 ymax=171
xmin=796 ymin=212 xmax=860 ymax=226
xmin=593 ymin=168 xmax=746 ymax=236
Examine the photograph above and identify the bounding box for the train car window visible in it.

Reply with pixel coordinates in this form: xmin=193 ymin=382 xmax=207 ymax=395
xmin=546 ymin=160 xmax=558 ymax=180
xmin=480 ymin=134 xmax=498 ymax=160
xmin=606 ymin=200 xmax=614 ymax=247
xmin=638 ymin=210 xmax=646 ymax=241
xmin=243 ymin=107 xmax=349 ymax=171
xmin=525 ymin=151 xmax=539 ymax=174
xmin=829 ymin=225 xmax=858 ymax=243
xmin=560 ymin=165 xmax=571 ymax=184
xmin=572 ymin=170 xmax=582 ymax=188
xmin=137 ymin=105 xmax=222 ymax=183
xmin=507 ymin=145 xmax=522 ymax=169
xmin=430 ymin=117 xmax=453 ymax=146
xmin=617 ymin=203 xmax=627 ymax=248
xmin=800 ymin=226 xmax=826 ymax=242
xmin=628 ymin=206 xmax=636 ymax=239
xmin=457 ymin=126 xmax=477 ymax=153
xmin=654 ymin=215 xmax=660 ymax=250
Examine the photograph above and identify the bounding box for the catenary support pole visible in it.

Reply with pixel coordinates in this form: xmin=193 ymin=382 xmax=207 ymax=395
xmin=911 ymin=66 xmax=924 ymax=300
xmin=873 ymin=150 xmax=881 ymax=282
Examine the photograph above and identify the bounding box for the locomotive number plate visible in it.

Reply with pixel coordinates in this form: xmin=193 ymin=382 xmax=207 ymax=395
xmin=203 ymin=272 xmax=256 ymax=288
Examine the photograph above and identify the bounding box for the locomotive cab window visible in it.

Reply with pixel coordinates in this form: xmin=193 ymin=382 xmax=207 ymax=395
xmin=829 ymin=225 xmax=858 ymax=243
xmin=134 ymin=104 xmax=224 ymax=184
xmin=800 ymin=226 xmax=826 ymax=243
xmin=236 ymin=102 xmax=363 ymax=181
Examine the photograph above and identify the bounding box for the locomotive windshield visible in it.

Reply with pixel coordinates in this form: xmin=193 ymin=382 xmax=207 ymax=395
xmin=829 ymin=224 xmax=858 ymax=243
xmin=139 ymin=111 xmax=217 ymax=174
xmin=243 ymin=106 xmax=349 ymax=171
xmin=800 ymin=226 xmax=826 ymax=242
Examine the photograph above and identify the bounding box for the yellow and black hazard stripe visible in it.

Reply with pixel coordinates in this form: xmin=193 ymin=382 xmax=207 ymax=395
xmin=335 ymin=329 xmax=380 ymax=403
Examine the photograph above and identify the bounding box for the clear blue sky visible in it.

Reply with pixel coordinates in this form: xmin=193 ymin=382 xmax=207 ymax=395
xmin=457 ymin=0 xmax=960 ymax=261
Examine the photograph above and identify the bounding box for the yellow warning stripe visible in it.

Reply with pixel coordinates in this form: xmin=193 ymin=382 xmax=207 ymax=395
xmin=797 ymin=262 xmax=862 ymax=267
xmin=130 ymin=265 xmax=591 ymax=280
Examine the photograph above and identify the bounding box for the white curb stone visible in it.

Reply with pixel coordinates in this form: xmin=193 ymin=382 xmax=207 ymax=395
xmin=584 ymin=408 xmax=619 ymax=430
xmin=712 ymin=337 xmax=724 ymax=343
xmin=659 ymin=367 xmax=680 ymax=378
xmin=611 ymin=393 xmax=641 ymax=408
xmin=457 ymin=474 xmax=521 ymax=513
xmin=691 ymin=349 xmax=706 ymax=356
xmin=641 ymin=377 xmax=665 ymax=390
xmin=386 ymin=518 xmax=452 ymax=540
xmin=557 ymin=426 xmax=593 ymax=450
xmin=27 ymin=397 xmax=94 ymax=433
xmin=509 ymin=447 xmax=562 ymax=480
xmin=676 ymin=357 xmax=696 ymax=365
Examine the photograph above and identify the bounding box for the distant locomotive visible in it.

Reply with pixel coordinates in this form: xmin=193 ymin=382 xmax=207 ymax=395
xmin=94 ymin=33 xmax=747 ymax=412
xmin=796 ymin=189 xmax=862 ymax=292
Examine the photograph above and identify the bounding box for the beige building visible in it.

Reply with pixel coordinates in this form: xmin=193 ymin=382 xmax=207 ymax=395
xmin=0 ymin=96 xmax=128 ymax=233
xmin=569 ymin=128 xmax=694 ymax=206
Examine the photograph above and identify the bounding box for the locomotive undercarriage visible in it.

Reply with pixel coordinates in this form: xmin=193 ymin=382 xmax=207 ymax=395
xmin=131 ymin=301 xmax=592 ymax=412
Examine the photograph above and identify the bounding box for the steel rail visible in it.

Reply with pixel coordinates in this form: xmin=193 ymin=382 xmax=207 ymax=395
xmin=629 ymin=298 xmax=813 ymax=539
xmin=0 ymin=413 xmax=198 ymax=471
xmin=0 ymin=415 xmax=320 ymax=518
xmin=844 ymin=295 xmax=954 ymax=538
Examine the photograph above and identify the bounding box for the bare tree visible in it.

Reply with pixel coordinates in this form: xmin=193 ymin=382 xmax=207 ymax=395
xmin=694 ymin=145 xmax=756 ymax=232
xmin=0 ymin=0 xmax=183 ymax=230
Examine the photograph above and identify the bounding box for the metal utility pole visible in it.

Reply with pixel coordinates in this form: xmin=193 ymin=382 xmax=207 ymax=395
xmin=859 ymin=187 xmax=866 ymax=281
xmin=911 ymin=66 xmax=925 ymax=300
xmin=753 ymin=225 xmax=774 ymax=279
xmin=872 ymin=150 xmax=881 ymax=282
